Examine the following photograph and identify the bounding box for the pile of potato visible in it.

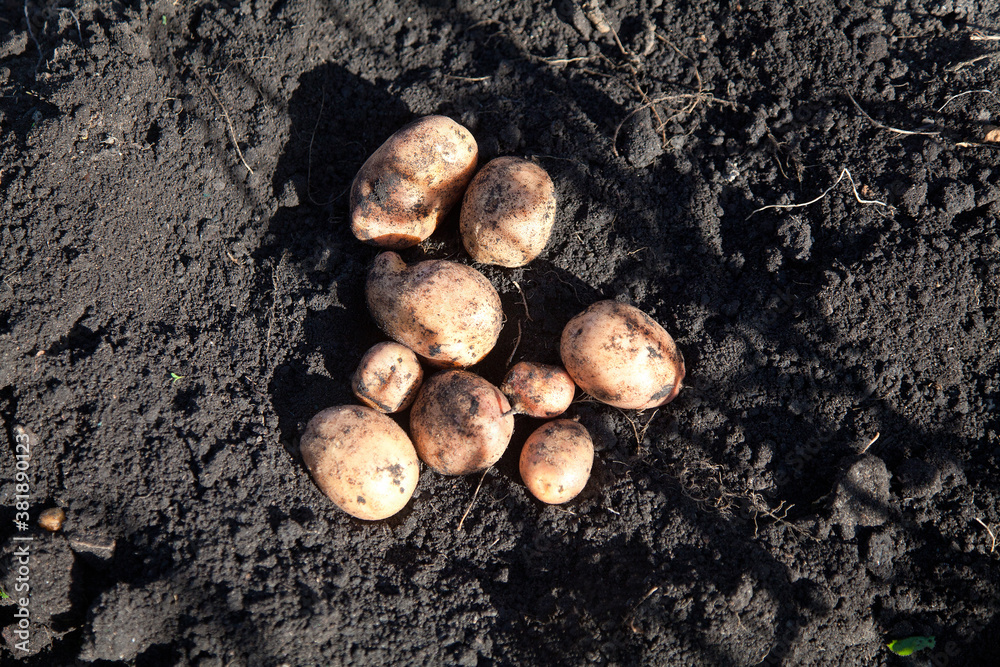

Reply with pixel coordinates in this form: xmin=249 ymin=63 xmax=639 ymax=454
xmin=300 ymin=115 xmax=686 ymax=520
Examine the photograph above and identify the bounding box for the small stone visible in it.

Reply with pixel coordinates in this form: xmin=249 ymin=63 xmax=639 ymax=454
xmin=38 ymin=507 xmax=66 ymax=532
xmin=896 ymin=459 xmax=942 ymax=499
xmin=832 ymin=455 xmax=891 ymax=538
xmin=620 ymin=107 xmax=663 ymax=168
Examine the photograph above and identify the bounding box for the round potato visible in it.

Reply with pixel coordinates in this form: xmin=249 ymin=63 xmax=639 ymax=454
xmin=300 ymin=405 xmax=420 ymax=520
xmin=460 ymin=156 xmax=556 ymax=267
xmin=500 ymin=361 xmax=576 ymax=418
xmin=410 ymin=370 xmax=515 ymax=475
xmin=366 ymin=251 xmax=504 ymax=368
xmin=352 ymin=342 xmax=424 ymax=413
xmin=560 ymin=300 xmax=685 ymax=409
xmin=520 ymin=420 xmax=594 ymax=504
xmin=351 ymin=115 xmax=478 ymax=249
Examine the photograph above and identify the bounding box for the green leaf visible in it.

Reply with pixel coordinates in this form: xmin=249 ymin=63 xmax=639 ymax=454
xmin=0 ymin=588 xmax=9 ymax=600
xmin=887 ymin=636 xmax=935 ymax=656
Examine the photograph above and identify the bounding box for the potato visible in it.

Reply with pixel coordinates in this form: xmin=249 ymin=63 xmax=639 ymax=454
xmin=410 ymin=370 xmax=515 ymax=475
xmin=352 ymin=342 xmax=424 ymax=413
xmin=460 ymin=157 xmax=556 ymax=267
xmin=519 ymin=420 xmax=594 ymax=504
xmin=351 ymin=115 xmax=478 ymax=249
xmin=300 ymin=405 xmax=420 ymax=520
xmin=366 ymin=251 xmax=504 ymax=368
xmin=560 ymin=300 xmax=685 ymax=409
xmin=500 ymin=361 xmax=576 ymax=418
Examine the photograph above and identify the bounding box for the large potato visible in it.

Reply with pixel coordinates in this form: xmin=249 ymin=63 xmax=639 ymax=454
xmin=460 ymin=157 xmax=556 ymax=267
xmin=351 ymin=115 xmax=478 ymax=249
xmin=500 ymin=361 xmax=576 ymax=418
xmin=410 ymin=370 xmax=515 ymax=475
xmin=520 ymin=420 xmax=594 ymax=504
xmin=300 ymin=405 xmax=420 ymax=520
xmin=366 ymin=251 xmax=503 ymax=368
xmin=560 ymin=300 xmax=685 ymax=409
xmin=351 ymin=342 xmax=424 ymax=413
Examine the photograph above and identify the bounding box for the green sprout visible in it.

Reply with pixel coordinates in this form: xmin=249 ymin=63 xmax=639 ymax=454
xmin=170 ymin=372 xmax=185 ymax=384
xmin=161 ymin=15 xmax=167 ymax=25
xmin=0 ymin=588 xmax=9 ymax=600
xmin=887 ymin=636 xmax=935 ymax=656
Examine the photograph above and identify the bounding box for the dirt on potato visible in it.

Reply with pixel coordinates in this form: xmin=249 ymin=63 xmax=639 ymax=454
xmin=1 ymin=0 xmax=999 ymax=665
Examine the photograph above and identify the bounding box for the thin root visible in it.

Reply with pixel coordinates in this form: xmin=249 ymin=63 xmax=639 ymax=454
xmin=749 ymin=168 xmax=893 ymax=218
xmin=197 ymin=70 xmax=255 ymax=175
xmin=457 ymin=469 xmax=489 ymax=531
xmin=973 ymin=517 xmax=997 ymax=553
xmin=847 ymin=91 xmax=940 ymax=137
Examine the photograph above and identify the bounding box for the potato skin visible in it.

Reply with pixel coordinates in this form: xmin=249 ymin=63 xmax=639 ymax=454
xmin=520 ymin=420 xmax=594 ymax=504
xmin=460 ymin=157 xmax=556 ymax=267
xmin=352 ymin=342 xmax=424 ymax=413
xmin=300 ymin=405 xmax=420 ymax=521
xmin=500 ymin=361 xmax=576 ymax=418
xmin=560 ymin=300 xmax=685 ymax=409
xmin=366 ymin=252 xmax=504 ymax=368
xmin=410 ymin=370 xmax=515 ymax=475
xmin=351 ymin=115 xmax=478 ymax=249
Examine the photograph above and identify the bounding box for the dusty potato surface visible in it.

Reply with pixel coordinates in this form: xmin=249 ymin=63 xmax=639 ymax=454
xmin=460 ymin=157 xmax=556 ymax=267
xmin=410 ymin=370 xmax=514 ymax=475
xmin=561 ymin=300 xmax=685 ymax=409
xmin=352 ymin=342 xmax=424 ymax=413
xmin=350 ymin=115 xmax=478 ymax=249
xmin=500 ymin=361 xmax=576 ymax=418
xmin=366 ymin=252 xmax=504 ymax=367
xmin=519 ymin=420 xmax=594 ymax=504
xmin=299 ymin=405 xmax=421 ymax=521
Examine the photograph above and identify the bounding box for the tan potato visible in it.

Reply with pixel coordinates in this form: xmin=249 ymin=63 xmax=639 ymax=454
xmin=300 ymin=405 xmax=420 ymax=520
xmin=366 ymin=251 xmax=503 ymax=368
xmin=500 ymin=361 xmax=576 ymax=418
xmin=460 ymin=157 xmax=556 ymax=267
xmin=352 ymin=342 xmax=424 ymax=413
xmin=410 ymin=370 xmax=515 ymax=475
xmin=351 ymin=115 xmax=478 ymax=249
xmin=560 ymin=300 xmax=685 ymax=409
xmin=520 ymin=420 xmax=594 ymax=504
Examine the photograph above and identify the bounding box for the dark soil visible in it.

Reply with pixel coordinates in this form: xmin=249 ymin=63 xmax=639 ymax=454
xmin=1 ymin=0 xmax=999 ymax=665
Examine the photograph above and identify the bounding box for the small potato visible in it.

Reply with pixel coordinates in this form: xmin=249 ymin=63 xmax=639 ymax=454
xmin=520 ymin=420 xmax=594 ymax=504
xmin=410 ymin=370 xmax=514 ymax=475
xmin=500 ymin=361 xmax=576 ymax=418
xmin=366 ymin=251 xmax=503 ymax=368
xmin=560 ymin=300 xmax=685 ymax=410
xmin=300 ymin=405 xmax=420 ymax=520
xmin=351 ymin=115 xmax=478 ymax=249
xmin=460 ymin=157 xmax=556 ymax=267
xmin=352 ymin=342 xmax=424 ymax=413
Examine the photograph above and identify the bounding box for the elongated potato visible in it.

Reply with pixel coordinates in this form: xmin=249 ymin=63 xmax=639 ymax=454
xmin=460 ymin=157 xmax=556 ymax=267
xmin=410 ymin=370 xmax=514 ymax=475
xmin=300 ymin=405 xmax=420 ymax=520
xmin=520 ymin=420 xmax=594 ymax=504
xmin=560 ymin=300 xmax=685 ymax=409
xmin=500 ymin=361 xmax=576 ymax=418
xmin=352 ymin=342 xmax=424 ymax=413
xmin=351 ymin=115 xmax=478 ymax=249
xmin=366 ymin=251 xmax=503 ymax=367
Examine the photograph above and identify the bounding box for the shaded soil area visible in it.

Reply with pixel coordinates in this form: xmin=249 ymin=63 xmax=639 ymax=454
xmin=1 ymin=0 xmax=999 ymax=664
